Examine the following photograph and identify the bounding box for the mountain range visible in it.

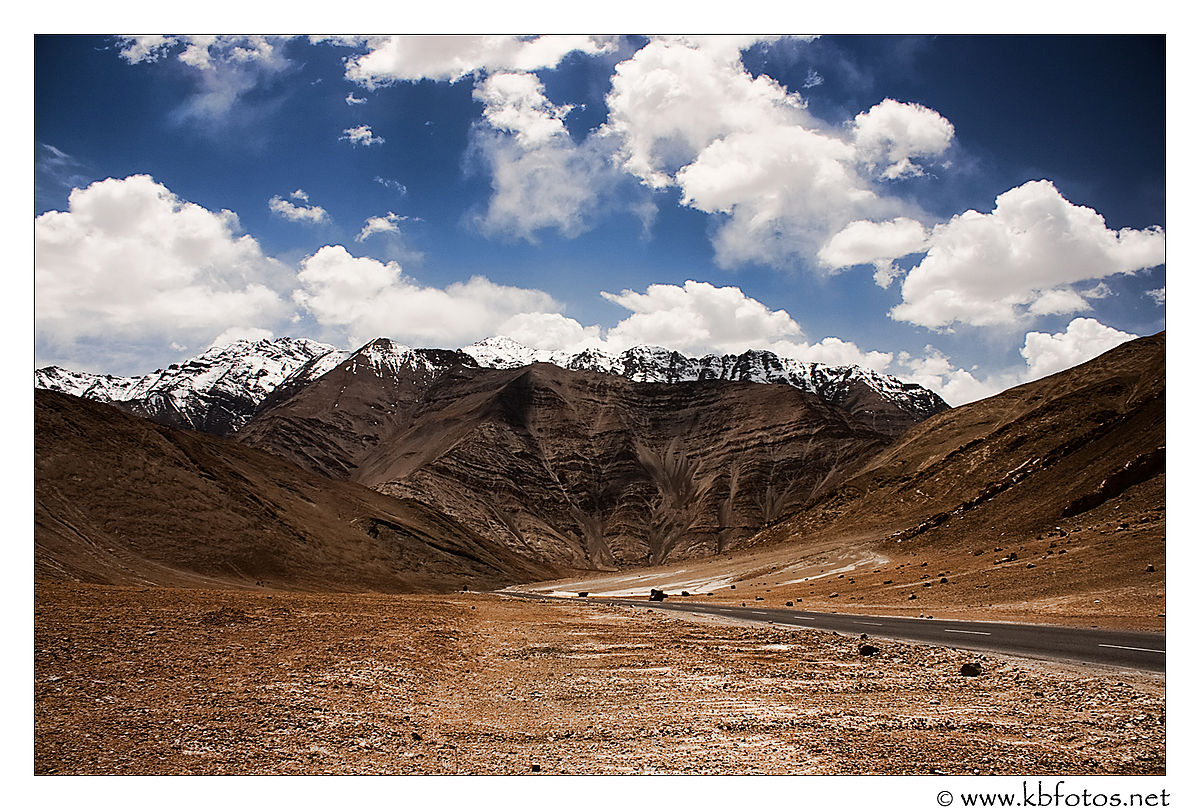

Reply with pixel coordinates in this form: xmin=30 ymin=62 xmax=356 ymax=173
xmin=33 ymin=332 xmax=1164 ymax=596
xmin=36 ymin=335 xmax=947 ymax=437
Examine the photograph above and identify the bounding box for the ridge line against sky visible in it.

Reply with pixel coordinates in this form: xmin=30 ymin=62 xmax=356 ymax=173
xmin=32 ymin=33 xmax=1168 ymax=406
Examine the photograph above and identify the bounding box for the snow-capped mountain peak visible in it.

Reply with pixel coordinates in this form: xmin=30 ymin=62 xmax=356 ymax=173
xmin=37 ymin=334 xmax=949 ymax=436
xmin=35 ymin=337 xmax=344 ymax=435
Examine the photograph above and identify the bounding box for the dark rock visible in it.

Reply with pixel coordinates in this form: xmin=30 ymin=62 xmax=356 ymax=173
xmin=649 ymin=589 xmax=667 ymax=601
xmin=859 ymin=644 xmax=880 ymax=656
xmin=960 ymin=662 xmax=983 ymax=677
xmin=785 ymin=601 xmax=794 ymax=607
xmin=531 ymin=764 xmax=541 ymax=772
xmin=578 ymin=592 xmax=589 ymax=597
xmin=681 ymin=591 xmax=690 ymax=596
xmin=939 ymin=577 xmax=949 ymax=584
xmin=1146 ymin=564 xmax=1156 ymax=573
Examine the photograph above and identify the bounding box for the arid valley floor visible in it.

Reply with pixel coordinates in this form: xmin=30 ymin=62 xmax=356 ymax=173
xmin=35 ymin=579 xmax=1164 ymax=776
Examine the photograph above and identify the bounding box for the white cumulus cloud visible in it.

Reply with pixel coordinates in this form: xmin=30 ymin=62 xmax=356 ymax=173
xmin=1020 ymin=317 xmax=1138 ymax=381
xmin=340 ymin=125 xmax=385 ymax=146
xmin=36 ymin=175 xmax=290 ymax=368
xmin=895 ymin=347 xmax=1018 ymax=407
xmin=852 ymin=98 xmax=955 ymax=180
xmin=293 ymin=245 xmax=562 ymax=348
xmin=470 ymin=71 xmax=619 ymax=241
xmin=268 ymin=190 xmax=329 ymax=224
xmin=892 ymin=180 xmax=1166 ymax=330
xmin=342 ymin=35 xmax=617 ymax=87
xmin=602 ymin=37 xmax=923 ymax=269
xmin=356 ymin=212 xmax=407 ymax=241
xmin=818 ymin=217 xmax=930 ymax=287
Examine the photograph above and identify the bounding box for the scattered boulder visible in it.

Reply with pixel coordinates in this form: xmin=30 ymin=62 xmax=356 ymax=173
xmin=649 ymin=589 xmax=667 ymax=602
xmin=829 ymin=593 xmax=839 ymax=598
xmin=577 ymin=592 xmax=589 ymax=598
xmin=859 ymin=644 xmax=880 ymax=656
xmin=531 ymin=763 xmax=541 ymax=772
xmin=681 ymin=591 xmax=691 ymax=597
xmin=729 ymin=585 xmax=736 ymax=590
xmin=883 ymin=579 xmax=893 ymax=585
xmin=785 ymin=601 xmax=794 ymax=607
xmin=939 ymin=577 xmax=949 ymax=584
xmin=754 ymin=596 xmax=764 ymax=601
xmin=960 ymin=662 xmax=983 ymax=677
xmin=908 ymin=594 xmax=917 ymax=600
xmin=1146 ymin=564 xmax=1156 ymax=573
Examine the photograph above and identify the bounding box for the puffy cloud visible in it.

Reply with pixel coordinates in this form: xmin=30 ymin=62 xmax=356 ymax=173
xmin=818 ymin=217 xmax=930 ymax=287
xmin=1145 ymin=287 xmax=1166 ymax=305
xmin=495 ymin=312 xmax=606 ymax=354
xmin=342 ymin=35 xmax=617 ymax=87
xmin=603 ymin=37 xmax=920 ymax=268
xmin=895 ymin=347 xmax=1018 ymax=407
xmin=356 ymin=212 xmax=407 ymax=241
xmin=601 ymin=280 xmax=804 ymax=355
xmin=474 ymin=72 xmax=572 ymax=147
xmin=480 ymin=279 xmax=892 ymax=372
xmin=852 ymin=99 xmax=954 ymax=180
xmin=769 ymin=337 xmax=894 ymax=373
xmin=470 ymin=72 xmax=619 ymax=241
xmin=115 ymin=36 xmax=293 ymax=121
xmin=892 ymin=180 xmax=1166 ymax=329
xmin=676 ymin=123 xmax=888 ymax=268
xmin=345 ymin=92 xmax=367 ymax=105
xmin=210 ymin=326 xmax=274 ymax=347
xmin=268 ymin=190 xmax=329 ymax=224
xmin=340 ymin=125 xmax=384 ymax=146
xmin=603 ymin=37 xmax=803 ymax=190
xmin=895 ymin=317 xmax=1141 ymax=406
xmin=293 ymin=245 xmax=561 ymax=347
xmin=1020 ymin=317 xmax=1138 ymax=381
xmin=36 ymin=175 xmax=290 ymax=366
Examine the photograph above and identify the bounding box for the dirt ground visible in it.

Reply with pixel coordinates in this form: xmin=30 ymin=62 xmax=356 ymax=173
xmin=34 ymin=582 xmax=1164 ymax=775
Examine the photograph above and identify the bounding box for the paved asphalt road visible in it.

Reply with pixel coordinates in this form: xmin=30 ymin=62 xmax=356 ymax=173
xmin=508 ymin=593 xmax=1166 ymax=672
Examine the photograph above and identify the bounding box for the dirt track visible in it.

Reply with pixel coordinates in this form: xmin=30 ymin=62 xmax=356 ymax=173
xmin=35 ymin=582 xmax=1164 ymax=775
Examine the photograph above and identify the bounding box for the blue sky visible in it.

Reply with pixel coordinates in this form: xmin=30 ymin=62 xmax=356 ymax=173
xmin=33 ymin=34 xmax=1166 ymax=404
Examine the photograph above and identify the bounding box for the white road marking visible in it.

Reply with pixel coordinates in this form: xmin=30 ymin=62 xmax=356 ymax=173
xmin=944 ymin=629 xmax=991 ymax=636
xmin=1098 ymin=643 xmax=1165 ymax=654
xmin=855 ymin=621 xmax=884 ymax=626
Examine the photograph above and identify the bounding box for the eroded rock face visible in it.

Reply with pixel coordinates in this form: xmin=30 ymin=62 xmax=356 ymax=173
xmin=241 ymin=353 xmax=895 ymax=569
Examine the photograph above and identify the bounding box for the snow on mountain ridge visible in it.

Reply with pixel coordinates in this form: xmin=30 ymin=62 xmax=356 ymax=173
xmin=35 ymin=337 xmax=343 ymax=434
xmin=36 ymin=335 xmax=948 ymax=434
xmin=458 ymin=337 xmax=942 ymax=416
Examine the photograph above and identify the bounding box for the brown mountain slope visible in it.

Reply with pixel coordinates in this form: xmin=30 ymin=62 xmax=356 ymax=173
xmin=242 ymin=357 xmax=896 ymax=569
xmin=729 ymin=331 xmax=1166 ymax=623
xmin=522 ymin=333 xmax=1165 ymax=628
xmin=760 ymin=331 xmax=1164 ymax=546
xmin=35 ymin=390 xmax=556 ymax=591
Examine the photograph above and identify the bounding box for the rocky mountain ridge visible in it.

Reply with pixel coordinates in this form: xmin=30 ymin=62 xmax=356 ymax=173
xmin=36 ymin=335 xmax=948 ymax=436
xmin=35 ymin=337 xmax=348 ymax=436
